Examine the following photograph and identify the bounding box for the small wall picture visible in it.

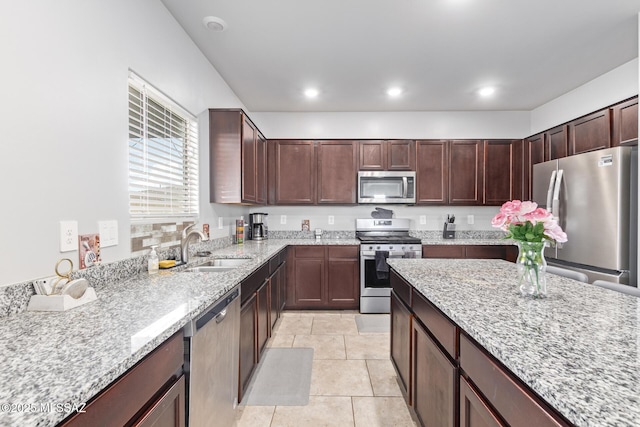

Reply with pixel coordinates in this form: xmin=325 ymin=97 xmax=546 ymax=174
xmin=79 ymin=234 xmax=101 ymax=269
xmin=203 ymin=223 xmax=210 ymax=239
xmin=302 ymin=219 xmax=310 ymax=231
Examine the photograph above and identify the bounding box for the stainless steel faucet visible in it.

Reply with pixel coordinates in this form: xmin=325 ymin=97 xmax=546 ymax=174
xmin=181 ymin=224 xmax=206 ymax=264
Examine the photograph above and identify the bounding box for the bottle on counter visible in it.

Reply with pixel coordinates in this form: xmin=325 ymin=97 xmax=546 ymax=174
xmin=148 ymin=246 xmax=159 ymax=274
xmin=236 ymin=218 xmax=244 ymax=245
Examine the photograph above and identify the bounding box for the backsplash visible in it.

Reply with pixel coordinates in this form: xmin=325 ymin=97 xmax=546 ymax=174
xmin=0 ymin=235 xmax=232 ymax=318
xmin=130 ymin=221 xmax=196 ymax=256
xmin=268 ymin=230 xmax=355 ymax=239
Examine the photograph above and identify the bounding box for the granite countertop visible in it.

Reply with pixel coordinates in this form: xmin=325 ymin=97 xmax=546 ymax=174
xmin=420 ymin=238 xmax=513 ymax=245
xmin=387 ymin=258 xmax=640 ymax=427
xmin=0 ymin=240 xmax=290 ymax=427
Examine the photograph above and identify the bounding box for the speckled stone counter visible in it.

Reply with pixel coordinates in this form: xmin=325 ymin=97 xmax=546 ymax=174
xmin=420 ymin=238 xmax=514 ymax=246
xmin=387 ymin=258 xmax=640 ymax=427
xmin=0 ymin=240 xmax=294 ymax=427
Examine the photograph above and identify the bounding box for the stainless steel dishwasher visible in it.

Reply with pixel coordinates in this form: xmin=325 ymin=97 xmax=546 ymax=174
xmin=185 ymin=285 xmax=240 ymax=427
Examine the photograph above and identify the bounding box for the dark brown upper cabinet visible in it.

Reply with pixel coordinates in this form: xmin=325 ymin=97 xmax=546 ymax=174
xmin=449 ymin=140 xmax=483 ymax=205
xmin=268 ymin=140 xmax=316 ymax=204
xmin=547 ymin=125 xmax=569 ymax=160
xmin=523 ymin=133 xmax=545 ymax=200
xmin=568 ymin=109 xmax=611 ymax=155
xmin=415 ymin=140 xmax=448 ymax=205
xmin=611 ymin=97 xmax=638 ymax=146
xmin=209 ymin=109 xmax=267 ymax=204
xmin=317 ymin=141 xmax=357 ymax=204
xmin=483 ymin=140 xmax=522 ymax=206
xmin=358 ymin=140 xmax=415 ymax=171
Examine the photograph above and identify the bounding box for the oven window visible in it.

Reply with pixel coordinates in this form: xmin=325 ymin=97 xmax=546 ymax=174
xmin=363 ymin=259 xmax=391 ymax=288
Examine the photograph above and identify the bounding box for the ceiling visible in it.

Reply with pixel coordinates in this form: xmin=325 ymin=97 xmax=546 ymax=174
xmin=161 ymin=0 xmax=640 ymax=112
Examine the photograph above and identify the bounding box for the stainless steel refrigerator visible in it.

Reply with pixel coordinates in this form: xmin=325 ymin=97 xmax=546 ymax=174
xmin=532 ymin=146 xmax=638 ymax=285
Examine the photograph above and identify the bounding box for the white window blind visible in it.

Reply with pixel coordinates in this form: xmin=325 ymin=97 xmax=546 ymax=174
xmin=128 ymin=73 xmax=199 ymax=218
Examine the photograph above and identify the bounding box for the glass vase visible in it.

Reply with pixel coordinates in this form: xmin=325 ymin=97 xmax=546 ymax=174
xmin=515 ymin=241 xmax=547 ymax=298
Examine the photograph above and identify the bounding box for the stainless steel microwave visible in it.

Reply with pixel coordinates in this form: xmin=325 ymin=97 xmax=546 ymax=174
xmin=357 ymin=171 xmax=416 ymax=204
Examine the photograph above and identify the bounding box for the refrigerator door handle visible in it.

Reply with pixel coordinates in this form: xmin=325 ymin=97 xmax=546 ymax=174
xmin=552 ymin=169 xmax=564 ymax=220
xmin=546 ymin=170 xmax=557 ymax=214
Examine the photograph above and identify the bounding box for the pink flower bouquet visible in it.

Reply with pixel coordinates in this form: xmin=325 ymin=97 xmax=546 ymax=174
xmin=491 ymin=200 xmax=568 ymax=244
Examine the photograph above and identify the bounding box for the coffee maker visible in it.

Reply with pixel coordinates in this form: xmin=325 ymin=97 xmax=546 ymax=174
xmin=249 ymin=213 xmax=268 ymax=241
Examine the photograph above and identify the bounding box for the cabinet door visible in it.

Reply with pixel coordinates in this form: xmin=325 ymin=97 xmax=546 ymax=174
xmin=569 ymin=109 xmax=611 ymax=155
xmin=292 ymin=258 xmax=325 ymax=307
xmin=255 ymin=133 xmax=267 ymax=204
xmin=272 ymin=141 xmax=316 ymax=204
xmin=279 ymin=260 xmax=287 ymax=311
xmin=257 ymin=280 xmax=270 ymax=359
xmin=134 ymin=375 xmax=186 ymax=427
xmin=547 ymin=125 xmax=568 ymax=160
xmin=270 ymin=271 xmax=279 ymax=329
xmin=416 ymin=140 xmax=448 ymax=204
xmin=465 ymin=246 xmax=508 ymax=259
xmin=523 ymin=134 xmax=545 ymax=200
xmin=359 ymin=140 xmax=386 ymax=170
xmin=388 ymin=140 xmax=415 ymax=170
xmin=449 ymin=140 xmax=482 ymax=205
xmin=391 ymin=292 xmax=412 ymax=401
xmin=611 ymin=97 xmax=638 ymax=146
xmin=460 ymin=378 xmax=505 ymax=427
xmin=412 ymin=320 xmax=457 ymax=427
xmin=241 ymin=116 xmax=257 ymax=203
xmin=239 ymin=294 xmax=257 ymax=401
xmin=483 ymin=140 xmax=522 ymax=205
xmin=317 ymin=141 xmax=357 ymax=204
xmin=327 ymin=246 xmax=359 ymax=308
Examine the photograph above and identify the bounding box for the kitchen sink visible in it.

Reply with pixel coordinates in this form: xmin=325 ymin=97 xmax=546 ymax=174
xmin=199 ymin=259 xmax=250 ymax=267
xmin=183 ymin=258 xmax=250 ymax=273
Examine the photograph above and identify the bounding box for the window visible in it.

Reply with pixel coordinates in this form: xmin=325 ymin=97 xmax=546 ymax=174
xmin=128 ymin=72 xmax=199 ymax=218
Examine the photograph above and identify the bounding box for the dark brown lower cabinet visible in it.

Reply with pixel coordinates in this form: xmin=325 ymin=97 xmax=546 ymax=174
xmin=60 ymin=332 xmax=185 ymax=427
xmin=134 ymin=375 xmax=186 ymax=427
xmin=286 ymin=246 xmax=359 ymax=309
xmin=239 ymin=293 xmax=257 ymax=401
xmin=390 ymin=291 xmax=411 ymax=401
xmin=270 ymin=269 xmax=279 ymax=330
xmin=422 ymin=245 xmax=517 ymax=262
xmin=412 ymin=319 xmax=457 ymax=427
xmin=257 ymin=280 xmax=270 ymax=358
xmin=459 ymin=378 xmax=504 ymax=427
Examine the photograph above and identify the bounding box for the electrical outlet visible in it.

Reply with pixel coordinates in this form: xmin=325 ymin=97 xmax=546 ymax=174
xmin=98 ymin=220 xmax=118 ymax=247
xmin=328 ymin=215 xmax=334 ymax=225
xmin=419 ymin=215 xmax=426 ymax=225
xmin=218 ymin=217 xmax=224 ymax=229
xmin=280 ymin=215 xmax=287 ymax=225
xmin=60 ymin=220 xmax=78 ymax=252
xmin=467 ymin=215 xmax=475 ymax=225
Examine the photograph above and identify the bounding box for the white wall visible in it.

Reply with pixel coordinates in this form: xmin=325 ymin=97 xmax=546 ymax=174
xmin=0 ymin=0 xmax=246 ymax=287
xmin=251 ymin=111 xmax=531 ymax=140
xmin=530 ymin=58 xmax=639 ymax=135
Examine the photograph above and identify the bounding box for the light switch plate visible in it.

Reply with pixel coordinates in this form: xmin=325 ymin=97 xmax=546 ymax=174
xmin=328 ymin=215 xmax=334 ymax=225
xmin=218 ymin=217 xmax=224 ymax=229
xmin=419 ymin=215 xmax=426 ymax=225
xmin=60 ymin=221 xmax=78 ymax=252
xmin=98 ymin=220 xmax=118 ymax=247
xmin=467 ymin=215 xmax=475 ymax=225
xmin=280 ymin=215 xmax=287 ymax=224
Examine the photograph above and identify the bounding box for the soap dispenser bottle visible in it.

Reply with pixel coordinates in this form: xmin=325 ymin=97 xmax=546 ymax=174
xmin=148 ymin=246 xmax=159 ymax=274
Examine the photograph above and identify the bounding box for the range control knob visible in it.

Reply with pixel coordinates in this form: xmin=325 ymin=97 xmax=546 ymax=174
xmin=401 ymin=246 xmax=405 ymax=251
xmin=376 ymin=246 xmax=381 ymax=250
xmin=389 ymin=246 xmax=394 ymax=250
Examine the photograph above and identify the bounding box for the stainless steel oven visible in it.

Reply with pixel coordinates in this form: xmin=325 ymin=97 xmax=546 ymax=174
xmin=356 ymin=219 xmax=422 ymax=313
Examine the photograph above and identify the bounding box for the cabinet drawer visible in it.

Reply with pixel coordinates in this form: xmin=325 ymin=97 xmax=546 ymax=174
xmin=390 ymin=270 xmax=411 ymax=307
xmin=328 ymin=246 xmax=358 ymax=259
xmin=465 ymin=245 xmax=507 ymax=259
xmin=460 ymin=334 xmax=569 ymax=427
xmin=61 ymin=331 xmax=184 ymax=427
xmin=294 ymin=246 xmax=325 ymax=258
xmin=241 ymin=263 xmax=269 ymax=304
xmin=413 ymin=290 xmax=458 ymax=359
xmin=423 ymin=245 xmax=465 ymax=258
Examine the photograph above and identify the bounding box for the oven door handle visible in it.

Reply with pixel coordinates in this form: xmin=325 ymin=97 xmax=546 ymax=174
xmin=361 ymin=251 xmax=410 ymax=258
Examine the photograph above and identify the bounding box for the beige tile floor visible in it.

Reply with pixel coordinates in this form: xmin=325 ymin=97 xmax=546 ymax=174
xmin=237 ymin=311 xmax=417 ymax=427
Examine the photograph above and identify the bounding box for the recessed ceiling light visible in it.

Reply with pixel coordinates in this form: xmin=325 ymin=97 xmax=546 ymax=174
xmin=478 ymin=87 xmax=496 ymax=97
xmin=304 ymin=88 xmax=319 ymax=99
xmin=387 ymin=87 xmax=403 ymax=97
xmin=202 ymin=16 xmax=227 ymax=32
